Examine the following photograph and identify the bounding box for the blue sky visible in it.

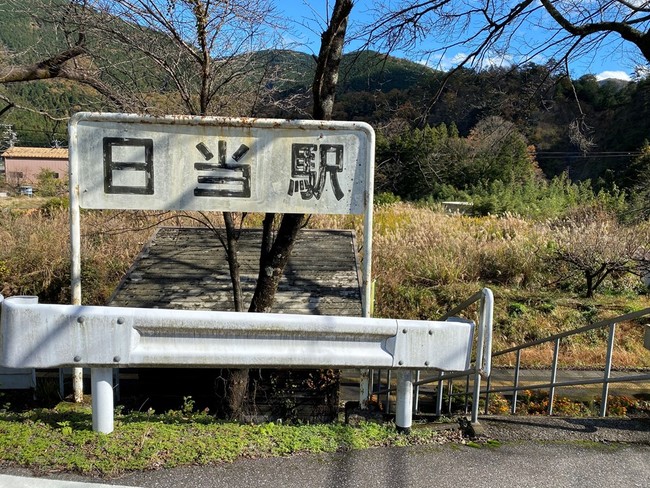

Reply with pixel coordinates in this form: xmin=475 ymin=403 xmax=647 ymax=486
xmin=278 ymin=0 xmax=644 ymax=81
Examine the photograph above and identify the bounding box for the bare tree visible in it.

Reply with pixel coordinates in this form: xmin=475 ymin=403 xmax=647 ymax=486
xmin=551 ymin=207 xmax=648 ymax=298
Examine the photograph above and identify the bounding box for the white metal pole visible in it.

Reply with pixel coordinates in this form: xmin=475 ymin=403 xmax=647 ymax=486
xmin=91 ymin=368 xmax=114 ymax=434
xmin=362 ymin=127 xmax=375 ymax=319
xmin=395 ymin=370 xmax=413 ymax=434
xmin=68 ymin=118 xmax=84 ymax=403
xmin=359 ymin=125 xmax=375 ymax=408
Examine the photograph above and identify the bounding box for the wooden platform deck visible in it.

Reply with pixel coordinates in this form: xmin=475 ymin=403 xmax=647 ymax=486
xmin=105 ymin=227 xmax=362 ymax=418
xmin=109 ymin=227 xmax=363 ymax=316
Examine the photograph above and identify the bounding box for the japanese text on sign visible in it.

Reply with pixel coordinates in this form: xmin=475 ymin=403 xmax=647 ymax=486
xmin=70 ymin=114 xmax=373 ymax=215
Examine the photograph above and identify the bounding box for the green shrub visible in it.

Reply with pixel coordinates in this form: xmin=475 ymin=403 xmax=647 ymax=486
xmin=374 ymin=192 xmax=401 ymax=206
xmin=40 ymin=197 xmax=69 ymax=216
xmin=466 ymin=175 xmax=626 ymax=220
xmin=507 ymin=302 xmax=528 ymax=317
xmin=36 ymin=169 xmax=67 ymax=197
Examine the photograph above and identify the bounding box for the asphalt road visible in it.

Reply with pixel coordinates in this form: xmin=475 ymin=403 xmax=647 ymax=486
xmin=1 ymin=417 xmax=648 ymax=488
xmin=3 ymin=442 xmax=648 ymax=488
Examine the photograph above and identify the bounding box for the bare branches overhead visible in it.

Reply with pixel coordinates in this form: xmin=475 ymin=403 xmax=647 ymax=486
xmin=0 ymin=39 xmax=86 ymax=84
xmin=363 ymin=0 xmax=650 ymax=71
xmin=0 ymin=0 xmax=286 ymax=116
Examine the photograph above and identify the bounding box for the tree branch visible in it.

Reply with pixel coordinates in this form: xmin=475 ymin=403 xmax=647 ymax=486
xmin=540 ymin=0 xmax=650 ymax=61
xmin=0 ymin=43 xmax=86 ymax=83
xmin=0 ymin=94 xmax=69 ymax=121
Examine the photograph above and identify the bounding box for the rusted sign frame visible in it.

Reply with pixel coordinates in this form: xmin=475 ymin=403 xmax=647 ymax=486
xmin=69 ymin=113 xmax=375 ymax=315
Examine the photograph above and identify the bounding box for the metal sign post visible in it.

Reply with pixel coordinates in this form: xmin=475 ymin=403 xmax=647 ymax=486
xmin=68 ymin=113 xmax=376 ymax=416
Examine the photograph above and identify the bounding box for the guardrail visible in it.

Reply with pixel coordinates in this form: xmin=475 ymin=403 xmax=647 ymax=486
xmin=371 ymin=288 xmax=494 ymax=423
xmin=0 ymin=294 xmax=480 ymax=434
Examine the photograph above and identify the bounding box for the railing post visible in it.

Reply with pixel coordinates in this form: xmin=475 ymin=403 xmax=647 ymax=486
xmin=600 ymin=323 xmax=617 ymax=417
xmin=464 ymin=374 xmax=470 ymax=414
xmin=396 ymin=370 xmax=413 ymax=434
xmin=484 ymin=373 xmax=491 ymax=415
xmin=386 ymin=370 xmax=392 ymax=415
xmin=474 ymin=288 xmax=493 ymax=422
xmin=373 ymin=368 xmax=381 ymax=405
xmin=512 ymin=349 xmax=522 ymax=414
xmin=473 ymin=371 xmax=482 ymax=422
xmin=359 ymin=369 xmax=371 ymax=409
xmin=414 ymin=370 xmax=421 ymax=414
xmin=548 ymin=338 xmax=560 ymax=415
xmin=436 ymin=372 xmax=444 ymax=416
xmin=91 ymin=368 xmax=114 ymax=434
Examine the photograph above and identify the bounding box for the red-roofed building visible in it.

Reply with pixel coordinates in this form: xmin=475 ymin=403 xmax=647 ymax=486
xmin=1 ymin=146 xmax=69 ymax=186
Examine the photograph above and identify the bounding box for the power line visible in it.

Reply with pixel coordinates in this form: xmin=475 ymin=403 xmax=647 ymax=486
xmin=535 ymin=152 xmax=641 ymax=159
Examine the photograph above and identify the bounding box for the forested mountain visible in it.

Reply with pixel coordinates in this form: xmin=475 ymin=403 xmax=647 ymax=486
xmin=1 ymin=1 xmax=648 ymax=189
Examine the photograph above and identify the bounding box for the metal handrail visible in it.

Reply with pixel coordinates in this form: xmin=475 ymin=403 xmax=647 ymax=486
xmin=493 ymin=307 xmax=650 ymax=357
xmin=435 ymin=306 xmax=650 ymax=419
xmin=482 ymin=306 xmax=650 ymax=417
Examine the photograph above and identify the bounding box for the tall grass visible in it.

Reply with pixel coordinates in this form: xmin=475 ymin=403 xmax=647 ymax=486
xmin=0 ymin=207 xmax=154 ymax=304
xmin=316 ymin=203 xmax=650 ymax=367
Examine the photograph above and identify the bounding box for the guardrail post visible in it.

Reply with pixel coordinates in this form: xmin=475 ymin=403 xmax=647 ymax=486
xmin=480 ymin=374 xmax=492 ymax=419
xmin=395 ymin=370 xmax=413 ymax=434
xmin=91 ymin=368 xmax=114 ymax=434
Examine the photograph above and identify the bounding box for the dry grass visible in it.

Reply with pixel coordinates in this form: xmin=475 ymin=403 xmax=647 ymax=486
xmin=0 ymin=207 xmax=155 ymax=304
xmin=313 ymin=203 xmax=650 ymax=368
xmin=0 ymin=196 xmax=51 ymax=209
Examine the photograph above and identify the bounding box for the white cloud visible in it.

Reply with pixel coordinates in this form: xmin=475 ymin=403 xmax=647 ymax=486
xmin=483 ymin=54 xmax=514 ymax=69
xmin=417 ymin=52 xmax=469 ymax=71
xmin=451 ymin=53 xmax=469 ymax=65
xmin=595 ymin=70 xmax=631 ymax=81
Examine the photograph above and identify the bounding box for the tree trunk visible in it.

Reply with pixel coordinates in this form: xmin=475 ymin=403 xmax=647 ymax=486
xmin=312 ymin=0 xmax=353 ymax=121
xmin=223 ymin=212 xmax=243 ymax=312
xmin=222 ymin=212 xmax=248 ymax=419
xmin=224 ymin=0 xmax=353 ymax=420
xmin=249 ymin=213 xmax=305 ymax=312
xmin=249 ymin=0 xmax=352 ymax=314
xmin=585 ymin=271 xmax=594 ymax=298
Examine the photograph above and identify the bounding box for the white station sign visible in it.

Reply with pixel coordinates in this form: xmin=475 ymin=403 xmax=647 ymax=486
xmin=69 ymin=113 xmax=374 ymax=214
